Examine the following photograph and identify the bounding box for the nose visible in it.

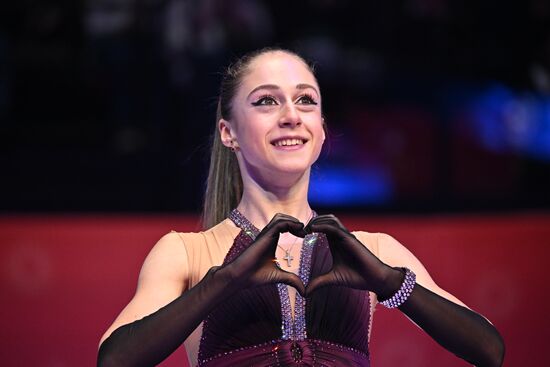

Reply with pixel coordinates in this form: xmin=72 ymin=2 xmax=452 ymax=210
xmin=278 ymin=103 xmax=302 ymax=128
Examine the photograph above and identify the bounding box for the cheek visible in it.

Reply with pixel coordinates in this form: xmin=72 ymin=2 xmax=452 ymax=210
xmin=310 ymin=116 xmax=325 ymax=141
xmin=232 ymin=113 xmax=255 ymax=145
xmin=314 ymin=122 xmax=327 ymax=153
xmin=301 ymin=120 xmax=324 ymax=159
xmin=313 ymin=135 xmax=325 ymax=157
xmin=237 ymin=126 xmax=269 ymax=154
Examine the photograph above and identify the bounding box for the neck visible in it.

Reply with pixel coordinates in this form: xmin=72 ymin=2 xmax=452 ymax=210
xmin=236 ymin=169 xmax=313 ymax=230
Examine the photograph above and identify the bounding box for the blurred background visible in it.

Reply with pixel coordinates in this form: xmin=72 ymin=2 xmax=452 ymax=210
xmin=1 ymin=0 xmax=549 ymax=366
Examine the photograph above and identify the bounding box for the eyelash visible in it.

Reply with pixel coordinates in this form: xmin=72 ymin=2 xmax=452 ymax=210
xmin=297 ymin=93 xmax=318 ymax=105
xmin=251 ymin=94 xmax=277 ymax=106
xmin=251 ymin=93 xmax=318 ymax=106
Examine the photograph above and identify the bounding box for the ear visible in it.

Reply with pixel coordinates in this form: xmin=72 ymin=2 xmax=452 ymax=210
xmin=321 ymin=117 xmax=327 ymax=142
xmin=219 ymin=118 xmax=236 ymax=148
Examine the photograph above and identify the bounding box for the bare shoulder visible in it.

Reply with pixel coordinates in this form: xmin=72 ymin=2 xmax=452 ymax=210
xmin=351 ymin=231 xmax=411 ymax=264
xmin=100 ymin=221 xmax=237 ymax=346
xmin=351 ymin=231 xmax=422 ymax=262
xmin=138 ymin=231 xmax=189 ymax=286
xmin=372 ymin=232 xmax=432 ymax=279
xmin=355 ymin=231 xmax=468 ymax=308
xmin=351 ymin=231 xmax=380 ymax=257
xmin=99 ymin=231 xmax=191 ymax=346
xmin=374 ymin=232 xmax=436 ymax=275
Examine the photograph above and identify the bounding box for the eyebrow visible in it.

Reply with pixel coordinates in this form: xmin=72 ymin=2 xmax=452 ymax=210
xmin=247 ymin=83 xmax=320 ymax=98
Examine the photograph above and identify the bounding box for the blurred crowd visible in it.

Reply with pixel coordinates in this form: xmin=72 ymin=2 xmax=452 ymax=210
xmin=1 ymin=0 xmax=549 ymax=212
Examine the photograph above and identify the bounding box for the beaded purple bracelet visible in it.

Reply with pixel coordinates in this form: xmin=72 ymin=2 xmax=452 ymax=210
xmin=379 ymin=268 xmax=416 ymax=309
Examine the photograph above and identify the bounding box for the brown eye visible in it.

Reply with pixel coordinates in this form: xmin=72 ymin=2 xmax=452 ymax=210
xmin=251 ymin=95 xmax=278 ymax=106
xmin=296 ymin=94 xmax=318 ymax=105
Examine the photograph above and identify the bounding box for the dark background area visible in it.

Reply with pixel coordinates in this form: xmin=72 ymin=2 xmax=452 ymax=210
xmin=1 ymin=0 xmax=549 ymax=214
xmin=2 ymin=2 xmax=550 ymax=366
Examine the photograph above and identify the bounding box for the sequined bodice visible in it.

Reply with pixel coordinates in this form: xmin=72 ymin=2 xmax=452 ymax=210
xmin=198 ymin=210 xmax=372 ymax=366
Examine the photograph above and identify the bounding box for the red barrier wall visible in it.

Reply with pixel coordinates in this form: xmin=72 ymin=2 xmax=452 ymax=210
xmin=1 ymin=213 xmax=548 ymax=366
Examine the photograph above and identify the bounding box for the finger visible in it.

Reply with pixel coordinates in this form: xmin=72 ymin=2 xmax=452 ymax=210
xmin=268 ymin=213 xmax=309 ymax=236
xmin=266 ymin=213 xmax=301 ymax=228
xmin=246 ymin=218 xmax=307 ymax=261
xmin=304 ymin=215 xmax=348 ymax=235
xmin=286 ymin=222 xmax=307 ymax=238
xmin=304 ymin=213 xmax=317 ymax=227
xmin=236 ymin=220 xmax=306 ymax=269
xmin=275 ymin=270 xmax=306 ymax=296
xmin=307 ymin=214 xmax=346 ymax=228
xmin=262 ymin=217 xmax=306 ymax=239
xmin=305 ymin=220 xmax=350 ymax=240
xmin=305 ymin=272 xmax=337 ymax=297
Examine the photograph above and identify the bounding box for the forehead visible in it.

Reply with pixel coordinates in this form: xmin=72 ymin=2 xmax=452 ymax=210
xmin=240 ymin=52 xmax=318 ymax=92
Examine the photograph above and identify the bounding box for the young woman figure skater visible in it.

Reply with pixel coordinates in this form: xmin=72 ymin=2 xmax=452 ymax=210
xmin=98 ymin=48 xmax=504 ymax=367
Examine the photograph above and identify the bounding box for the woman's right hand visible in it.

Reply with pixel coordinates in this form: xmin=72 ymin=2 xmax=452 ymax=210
xmin=98 ymin=214 xmax=307 ymax=367
xmin=220 ymin=213 xmax=307 ymax=296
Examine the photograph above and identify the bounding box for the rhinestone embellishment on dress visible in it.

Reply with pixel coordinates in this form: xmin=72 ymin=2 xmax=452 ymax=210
xmin=228 ymin=209 xmax=318 ymax=341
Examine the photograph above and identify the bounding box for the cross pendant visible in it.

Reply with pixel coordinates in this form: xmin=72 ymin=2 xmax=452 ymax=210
xmin=283 ymin=250 xmax=294 ymax=267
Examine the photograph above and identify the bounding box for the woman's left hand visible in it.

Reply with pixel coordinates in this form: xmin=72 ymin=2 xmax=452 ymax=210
xmin=305 ymin=215 xmax=505 ymax=366
xmin=304 ymin=214 xmax=402 ymax=298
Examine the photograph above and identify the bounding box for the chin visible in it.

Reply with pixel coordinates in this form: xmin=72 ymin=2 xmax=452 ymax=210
xmin=272 ymin=163 xmax=312 ymax=176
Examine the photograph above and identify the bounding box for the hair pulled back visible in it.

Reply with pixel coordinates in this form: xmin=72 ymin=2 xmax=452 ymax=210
xmin=201 ymin=47 xmax=316 ymax=229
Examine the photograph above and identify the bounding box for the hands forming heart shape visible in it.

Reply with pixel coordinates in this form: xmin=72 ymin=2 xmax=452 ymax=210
xmin=222 ymin=213 xmax=402 ymax=299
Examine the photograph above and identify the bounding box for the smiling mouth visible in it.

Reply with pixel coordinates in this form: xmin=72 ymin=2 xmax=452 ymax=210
xmin=271 ymin=138 xmax=308 ymax=147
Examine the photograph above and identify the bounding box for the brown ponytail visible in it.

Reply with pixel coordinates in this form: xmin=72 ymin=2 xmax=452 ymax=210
xmin=201 ymin=102 xmax=243 ymax=229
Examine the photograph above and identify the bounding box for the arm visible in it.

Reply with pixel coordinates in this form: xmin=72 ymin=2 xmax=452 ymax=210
xmin=98 ymin=232 xmax=234 ymax=367
xmin=304 ymin=215 xmax=505 ymax=367
xmin=98 ymin=215 xmax=307 ymax=367
xmin=377 ymin=233 xmax=505 ymax=367
xmin=99 ymin=232 xmax=189 ymax=348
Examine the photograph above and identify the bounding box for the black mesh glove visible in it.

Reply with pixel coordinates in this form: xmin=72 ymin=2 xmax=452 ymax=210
xmin=304 ymin=215 xmax=395 ymax=297
xmin=304 ymin=214 xmax=505 ymax=367
xmin=98 ymin=214 xmax=306 ymax=367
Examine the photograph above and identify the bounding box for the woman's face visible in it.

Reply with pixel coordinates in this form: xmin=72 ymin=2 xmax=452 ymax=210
xmin=221 ymin=51 xmax=325 ymax=181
